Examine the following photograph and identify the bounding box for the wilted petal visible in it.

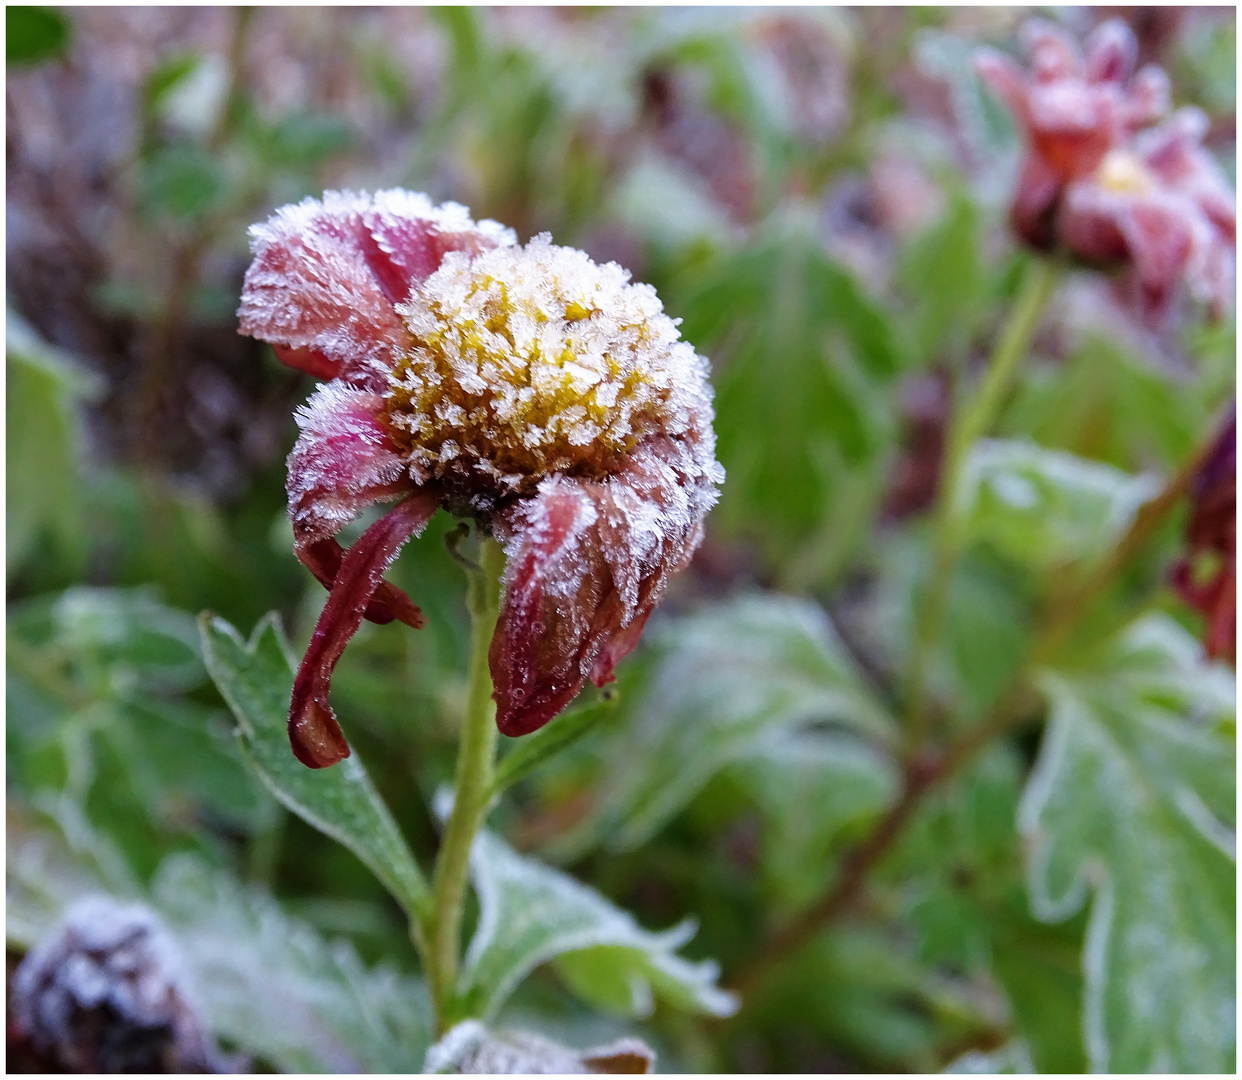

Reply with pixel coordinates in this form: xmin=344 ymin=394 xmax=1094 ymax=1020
xmin=238 ymin=190 xmax=513 ymax=386
xmin=287 ymin=381 xmax=424 ymax=626
xmin=490 ymin=433 xmax=721 ymax=737
xmin=289 ymin=493 xmax=440 ymax=768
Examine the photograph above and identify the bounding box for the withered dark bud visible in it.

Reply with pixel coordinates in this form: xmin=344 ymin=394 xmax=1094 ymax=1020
xmin=8 ymin=897 xmax=227 ymax=1073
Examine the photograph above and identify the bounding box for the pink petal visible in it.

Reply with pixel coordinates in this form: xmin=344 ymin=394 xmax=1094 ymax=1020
xmin=1084 ymin=19 xmax=1137 ymax=86
xmin=238 ymin=190 xmax=513 ymax=385
xmin=490 ymin=433 xmax=721 ymax=737
xmin=289 ymin=493 xmax=440 ymax=768
xmin=287 ymin=381 xmax=428 ymax=627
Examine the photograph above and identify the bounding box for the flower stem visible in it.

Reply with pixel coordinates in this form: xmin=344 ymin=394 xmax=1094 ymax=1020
xmin=426 ymin=534 xmax=505 ymax=1032
xmin=905 ymin=256 xmax=1058 ymax=744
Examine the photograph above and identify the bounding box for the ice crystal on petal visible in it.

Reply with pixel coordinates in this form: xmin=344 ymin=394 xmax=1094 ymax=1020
xmin=385 ymin=236 xmax=705 ymax=510
xmin=239 ymin=191 xmax=723 ymax=765
xmin=238 ymin=190 xmax=513 ymax=385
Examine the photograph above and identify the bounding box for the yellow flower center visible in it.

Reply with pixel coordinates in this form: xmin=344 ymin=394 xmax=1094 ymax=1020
xmin=1095 ymin=149 xmax=1155 ymax=196
xmin=383 ymin=237 xmax=700 ymax=501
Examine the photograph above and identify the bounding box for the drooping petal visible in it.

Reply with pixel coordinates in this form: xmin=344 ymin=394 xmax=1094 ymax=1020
xmin=489 ymin=431 xmax=722 ymax=737
xmin=289 ymin=492 xmax=440 ymax=768
xmin=238 ymin=190 xmax=514 ymax=386
xmin=286 ymin=381 xmax=425 ymax=627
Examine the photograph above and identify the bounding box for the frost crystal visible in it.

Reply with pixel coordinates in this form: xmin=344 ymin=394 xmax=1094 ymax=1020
xmin=238 ymin=191 xmax=723 ymax=765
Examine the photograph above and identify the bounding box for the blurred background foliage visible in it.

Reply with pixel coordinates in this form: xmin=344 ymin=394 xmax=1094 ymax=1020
xmin=6 ymin=6 xmax=1235 ymax=1073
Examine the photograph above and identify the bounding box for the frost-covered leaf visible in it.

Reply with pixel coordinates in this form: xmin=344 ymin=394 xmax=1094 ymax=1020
xmin=588 ymin=595 xmax=894 ymax=852
xmin=734 ymin=729 xmax=898 ymax=911
xmin=153 ymin=855 xmax=431 ymax=1074
xmin=944 ymin=1040 xmax=1034 ymax=1074
xmin=458 ymin=830 xmax=736 ymax=1022
xmin=6 ymin=817 xmax=431 ymax=1074
xmin=425 ymin=1019 xmax=655 ymax=1074
xmin=956 ymin=440 xmax=1159 ymax=574
xmin=199 ymin=613 xmax=430 ymax=921
xmin=1021 ymin=614 xmax=1235 ymax=1072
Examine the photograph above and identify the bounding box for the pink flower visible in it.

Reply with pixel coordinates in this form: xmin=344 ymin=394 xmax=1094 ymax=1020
xmin=239 ymin=191 xmax=722 ymax=767
xmin=977 ymin=18 xmax=1235 ymax=320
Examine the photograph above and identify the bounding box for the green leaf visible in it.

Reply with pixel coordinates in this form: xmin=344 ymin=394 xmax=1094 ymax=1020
xmin=7 ymin=6 xmax=70 ymax=65
xmin=587 ymin=594 xmax=895 ymax=852
xmin=897 ymin=190 xmax=983 ymax=364
xmin=956 ymin=440 xmax=1159 ymax=574
xmin=141 ymin=144 xmax=225 ymax=221
xmin=490 ymin=690 xmax=618 ymax=798
xmin=734 ymin=729 xmax=898 ymax=912
xmin=1021 ymin=614 xmax=1235 ymax=1071
xmin=670 ymin=216 xmax=905 ymax=576
xmin=458 ymin=830 xmax=736 ymax=1022
xmin=153 ymin=855 xmax=430 ymax=1073
xmin=6 ymin=316 xmax=99 ymax=582
xmin=199 ymin=613 xmax=430 ymax=922
xmin=142 ymin=52 xmax=202 ymax=114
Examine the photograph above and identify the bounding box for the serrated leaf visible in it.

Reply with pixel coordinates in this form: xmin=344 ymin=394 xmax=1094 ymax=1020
xmin=956 ymin=440 xmax=1160 ymax=574
xmin=734 ymin=729 xmax=898 ymax=912
xmin=199 ymin=613 xmax=430 ymax=922
xmin=153 ymin=855 xmax=429 ymax=1073
xmin=1021 ymin=614 xmax=1235 ymax=1072
xmin=588 ymin=595 xmax=894 ymax=852
xmin=458 ymin=830 xmax=736 ymax=1022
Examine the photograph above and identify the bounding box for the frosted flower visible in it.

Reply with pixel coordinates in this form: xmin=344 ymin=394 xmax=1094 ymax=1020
xmin=238 ymin=190 xmax=722 ymax=767
xmin=977 ymin=18 xmax=1235 ymax=320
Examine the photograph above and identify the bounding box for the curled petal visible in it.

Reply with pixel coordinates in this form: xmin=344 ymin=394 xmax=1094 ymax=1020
xmin=289 ymin=493 xmax=439 ymax=768
xmin=238 ymin=190 xmax=514 ymax=385
xmin=490 ymin=431 xmax=722 ymax=737
xmin=287 ymin=381 xmax=424 ymax=626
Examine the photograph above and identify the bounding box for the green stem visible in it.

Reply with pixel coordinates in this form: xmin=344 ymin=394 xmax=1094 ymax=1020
xmin=905 ymin=257 xmax=1058 ymax=744
xmin=426 ymin=534 xmax=505 ymax=1032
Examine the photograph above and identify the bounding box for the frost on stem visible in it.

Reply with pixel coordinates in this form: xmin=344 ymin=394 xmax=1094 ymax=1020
xmin=238 ymin=190 xmax=723 ymax=766
xmin=977 ymin=18 xmax=1235 ymax=322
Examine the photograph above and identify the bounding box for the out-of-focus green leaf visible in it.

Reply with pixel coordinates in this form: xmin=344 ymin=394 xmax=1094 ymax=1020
xmin=734 ymin=729 xmax=898 ymax=912
xmin=6 ymin=317 xmax=99 ymax=583
xmin=584 ymin=595 xmax=895 ymax=853
xmin=141 ymin=144 xmax=226 ymax=220
xmin=671 ymin=214 xmax=905 ymax=579
xmin=142 ymin=52 xmax=202 ymax=114
xmin=153 ymin=855 xmax=431 ymax=1073
xmin=260 ymin=111 xmax=355 ymax=170
xmin=897 ymin=190 xmax=983 ymax=364
xmin=7 ymin=6 xmax=70 ymax=65
xmin=1001 ymin=333 xmax=1217 ymax=472
xmin=1022 ymin=614 xmax=1235 ymax=1072
xmin=955 ymin=440 xmax=1159 ymax=574
xmin=199 ymin=613 xmax=430 ymax=921
xmin=457 ymin=830 xmax=736 ymax=1022
xmin=490 ymin=691 xmax=618 ymax=799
